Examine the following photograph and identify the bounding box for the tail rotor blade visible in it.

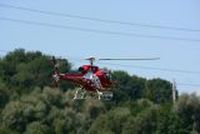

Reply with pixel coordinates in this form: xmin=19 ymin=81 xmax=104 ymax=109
xmin=49 ymin=56 xmax=60 ymax=88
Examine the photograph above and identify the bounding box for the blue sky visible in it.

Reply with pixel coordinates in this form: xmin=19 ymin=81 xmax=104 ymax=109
xmin=0 ymin=0 xmax=200 ymax=94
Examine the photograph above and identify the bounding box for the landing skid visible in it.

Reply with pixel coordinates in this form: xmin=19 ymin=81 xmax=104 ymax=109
xmin=101 ymin=91 xmax=113 ymax=101
xmin=73 ymin=88 xmax=113 ymax=100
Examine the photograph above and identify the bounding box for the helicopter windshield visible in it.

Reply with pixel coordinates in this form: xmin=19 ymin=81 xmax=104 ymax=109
xmin=83 ymin=71 xmax=93 ymax=80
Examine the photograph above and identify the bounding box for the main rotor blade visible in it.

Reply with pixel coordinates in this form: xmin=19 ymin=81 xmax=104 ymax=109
xmin=99 ymin=57 xmax=160 ymax=61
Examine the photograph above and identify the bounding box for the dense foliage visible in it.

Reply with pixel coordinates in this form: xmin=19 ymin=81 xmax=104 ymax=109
xmin=0 ymin=49 xmax=199 ymax=134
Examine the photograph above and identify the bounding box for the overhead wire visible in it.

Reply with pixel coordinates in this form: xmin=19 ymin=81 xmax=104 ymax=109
xmin=0 ymin=49 xmax=8 ymax=53
xmin=0 ymin=3 xmax=200 ymax=32
xmin=100 ymin=62 xmax=200 ymax=87
xmin=1 ymin=17 xmax=200 ymax=42
xmin=177 ymin=83 xmax=200 ymax=87
xmin=99 ymin=62 xmax=200 ymax=88
xmin=98 ymin=62 xmax=200 ymax=75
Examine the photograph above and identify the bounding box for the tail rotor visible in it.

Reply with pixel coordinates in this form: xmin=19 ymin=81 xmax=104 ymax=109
xmin=50 ymin=56 xmax=60 ymax=87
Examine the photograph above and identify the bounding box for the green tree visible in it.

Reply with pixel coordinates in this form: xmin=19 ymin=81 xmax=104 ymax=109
xmin=24 ymin=122 xmax=52 ymax=134
xmin=175 ymin=94 xmax=200 ymax=133
xmin=0 ymin=49 xmax=72 ymax=93
xmin=122 ymin=99 xmax=159 ymax=134
xmin=156 ymin=104 xmax=183 ymax=134
xmin=89 ymin=107 xmax=131 ymax=134
xmin=0 ymin=124 xmax=19 ymax=134
xmin=145 ymin=78 xmax=173 ymax=104
xmin=0 ymin=81 xmax=9 ymax=109
xmin=112 ymin=71 xmax=147 ymax=103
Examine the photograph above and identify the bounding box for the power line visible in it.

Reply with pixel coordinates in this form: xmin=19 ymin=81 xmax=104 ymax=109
xmin=1 ymin=17 xmax=200 ymax=42
xmin=99 ymin=62 xmax=200 ymax=75
xmin=101 ymin=62 xmax=200 ymax=87
xmin=0 ymin=49 xmax=8 ymax=53
xmin=0 ymin=3 xmax=200 ymax=32
xmin=177 ymin=83 xmax=200 ymax=87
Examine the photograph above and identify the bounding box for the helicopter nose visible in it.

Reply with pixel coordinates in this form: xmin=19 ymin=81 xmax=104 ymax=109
xmin=78 ymin=67 xmax=84 ymax=72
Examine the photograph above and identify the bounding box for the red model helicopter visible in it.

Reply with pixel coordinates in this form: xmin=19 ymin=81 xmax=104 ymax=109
xmin=51 ymin=56 xmax=159 ymax=100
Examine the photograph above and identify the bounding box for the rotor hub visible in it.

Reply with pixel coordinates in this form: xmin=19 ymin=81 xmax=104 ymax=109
xmin=85 ymin=56 xmax=96 ymax=66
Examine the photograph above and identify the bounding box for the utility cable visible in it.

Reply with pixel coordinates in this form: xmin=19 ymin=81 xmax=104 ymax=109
xmin=0 ymin=3 xmax=200 ymax=32
xmin=1 ymin=17 xmax=200 ymax=42
xmin=99 ymin=62 xmax=200 ymax=75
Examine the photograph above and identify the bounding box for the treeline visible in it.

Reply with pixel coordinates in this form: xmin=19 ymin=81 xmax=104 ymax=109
xmin=0 ymin=49 xmax=200 ymax=134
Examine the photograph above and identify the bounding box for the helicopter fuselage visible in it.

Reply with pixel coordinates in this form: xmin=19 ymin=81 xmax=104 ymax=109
xmin=55 ymin=65 xmax=113 ymax=92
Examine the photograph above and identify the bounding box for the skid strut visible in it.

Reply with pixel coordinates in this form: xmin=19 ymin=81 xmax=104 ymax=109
xmin=73 ymin=87 xmax=86 ymax=99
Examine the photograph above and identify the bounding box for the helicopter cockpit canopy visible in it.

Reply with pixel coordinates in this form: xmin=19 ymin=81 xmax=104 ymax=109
xmin=78 ymin=65 xmax=99 ymax=74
